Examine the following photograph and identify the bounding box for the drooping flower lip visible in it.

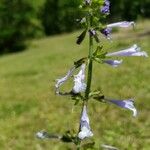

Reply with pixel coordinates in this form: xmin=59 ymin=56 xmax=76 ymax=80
xmin=105 ymin=98 xmax=137 ymax=117
xmin=78 ymin=105 xmax=93 ymax=140
xmin=103 ymin=59 xmax=123 ymax=67
xmin=55 ymin=66 xmax=76 ymax=95
xmin=106 ymin=44 xmax=148 ymax=57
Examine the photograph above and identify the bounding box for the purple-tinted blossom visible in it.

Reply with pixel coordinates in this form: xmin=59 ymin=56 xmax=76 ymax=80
xmin=105 ymin=98 xmax=137 ymax=117
xmin=101 ymin=0 xmax=110 ymax=14
xmin=106 ymin=44 xmax=148 ymax=57
xmin=72 ymin=64 xmax=86 ymax=94
xmin=101 ymin=21 xmax=135 ymax=39
xmin=78 ymin=105 xmax=93 ymax=140
xmin=55 ymin=67 xmax=75 ymax=94
xmin=100 ymin=28 xmax=112 ymax=39
xmin=107 ymin=21 xmax=135 ymax=28
xmin=103 ymin=59 xmax=123 ymax=67
xmin=89 ymin=29 xmax=96 ymax=36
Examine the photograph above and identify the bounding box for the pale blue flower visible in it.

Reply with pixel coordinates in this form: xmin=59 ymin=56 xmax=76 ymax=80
xmin=103 ymin=59 xmax=123 ymax=67
xmin=101 ymin=21 xmax=135 ymax=39
xmin=72 ymin=64 xmax=86 ymax=94
xmin=106 ymin=44 xmax=148 ymax=57
xmin=55 ymin=67 xmax=76 ymax=94
xmin=105 ymin=98 xmax=137 ymax=117
xmin=78 ymin=105 xmax=93 ymax=140
xmin=107 ymin=21 xmax=135 ymax=28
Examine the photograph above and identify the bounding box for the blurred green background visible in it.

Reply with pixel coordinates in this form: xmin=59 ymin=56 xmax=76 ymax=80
xmin=0 ymin=0 xmax=150 ymax=150
xmin=0 ymin=0 xmax=150 ymax=53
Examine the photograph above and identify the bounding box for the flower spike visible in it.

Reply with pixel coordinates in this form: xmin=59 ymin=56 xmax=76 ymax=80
xmin=105 ymin=98 xmax=137 ymax=117
xmin=72 ymin=64 xmax=86 ymax=94
xmin=106 ymin=44 xmax=148 ymax=57
xmin=78 ymin=105 xmax=93 ymax=140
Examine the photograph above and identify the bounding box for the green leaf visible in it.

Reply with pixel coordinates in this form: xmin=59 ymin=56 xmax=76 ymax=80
xmin=76 ymin=30 xmax=87 ymax=45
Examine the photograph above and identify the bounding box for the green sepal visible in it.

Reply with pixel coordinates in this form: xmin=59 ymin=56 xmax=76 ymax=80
xmin=89 ymin=90 xmax=105 ymax=103
xmin=93 ymin=46 xmax=103 ymax=56
xmin=76 ymin=30 xmax=87 ymax=45
xmin=74 ymin=57 xmax=87 ymax=68
xmin=71 ymin=93 xmax=84 ymax=105
xmin=61 ymin=130 xmax=76 ymax=143
xmin=93 ymin=46 xmax=107 ymax=63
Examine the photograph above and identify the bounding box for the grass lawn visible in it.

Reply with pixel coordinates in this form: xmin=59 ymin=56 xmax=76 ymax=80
xmin=0 ymin=20 xmax=150 ymax=150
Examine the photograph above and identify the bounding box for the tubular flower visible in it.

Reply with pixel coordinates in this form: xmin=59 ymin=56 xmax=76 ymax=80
xmin=78 ymin=105 xmax=93 ymax=140
xmin=55 ymin=66 xmax=76 ymax=95
xmin=106 ymin=44 xmax=148 ymax=57
xmin=105 ymin=98 xmax=137 ymax=117
xmin=103 ymin=59 xmax=123 ymax=67
xmin=101 ymin=0 xmax=110 ymax=14
xmin=107 ymin=21 xmax=135 ymax=28
xmin=72 ymin=64 xmax=86 ymax=94
xmin=101 ymin=21 xmax=135 ymax=39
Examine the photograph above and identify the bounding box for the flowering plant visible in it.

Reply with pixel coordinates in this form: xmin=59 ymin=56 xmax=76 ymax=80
xmin=36 ymin=0 xmax=148 ymax=149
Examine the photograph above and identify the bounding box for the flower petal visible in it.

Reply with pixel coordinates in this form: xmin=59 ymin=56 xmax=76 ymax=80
xmin=55 ymin=66 xmax=76 ymax=94
xmin=72 ymin=64 xmax=86 ymax=94
xmin=106 ymin=44 xmax=148 ymax=57
xmin=103 ymin=59 xmax=123 ymax=67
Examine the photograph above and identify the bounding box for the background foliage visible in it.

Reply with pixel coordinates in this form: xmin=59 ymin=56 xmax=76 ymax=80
xmin=0 ymin=0 xmax=42 ymax=54
xmin=40 ymin=0 xmax=81 ymax=35
xmin=0 ymin=0 xmax=149 ymax=53
xmin=110 ymin=0 xmax=150 ymax=20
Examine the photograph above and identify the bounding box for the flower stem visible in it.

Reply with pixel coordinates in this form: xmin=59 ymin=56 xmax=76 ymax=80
xmin=85 ymin=17 xmax=93 ymax=101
